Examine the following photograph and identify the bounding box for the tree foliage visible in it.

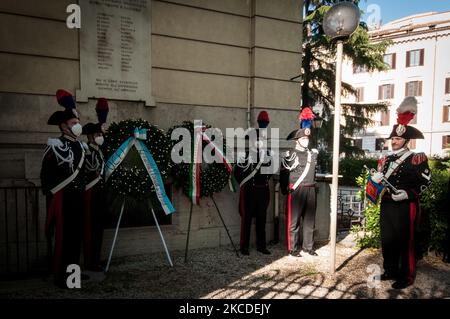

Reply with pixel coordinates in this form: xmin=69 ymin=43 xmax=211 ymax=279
xmin=301 ymin=0 xmax=392 ymax=156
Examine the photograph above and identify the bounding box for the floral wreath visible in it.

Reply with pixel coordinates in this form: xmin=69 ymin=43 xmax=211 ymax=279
xmin=103 ymin=119 xmax=172 ymax=199
xmin=168 ymin=121 xmax=231 ymax=199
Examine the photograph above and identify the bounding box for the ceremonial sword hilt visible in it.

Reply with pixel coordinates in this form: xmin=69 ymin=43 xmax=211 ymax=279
xmin=363 ymin=165 xmax=399 ymax=195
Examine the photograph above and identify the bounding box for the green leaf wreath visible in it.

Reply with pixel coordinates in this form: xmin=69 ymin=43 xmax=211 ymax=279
xmin=103 ymin=119 xmax=172 ymax=199
xmin=168 ymin=121 xmax=230 ymax=198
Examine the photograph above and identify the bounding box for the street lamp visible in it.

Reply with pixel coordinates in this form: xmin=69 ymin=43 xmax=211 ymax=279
xmin=312 ymin=114 xmax=323 ymax=129
xmin=323 ymin=1 xmax=360 ymax=273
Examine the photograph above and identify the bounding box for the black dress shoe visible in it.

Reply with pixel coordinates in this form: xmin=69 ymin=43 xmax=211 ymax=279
xmin=240 ymin=248 xmax=250 ymax=256
xmin=392 ymin=280 xmax=412 ymax=290
xmin=380 ymin=273 xmax=397 ymax=281
xmin=257 ymin=248 xmax=271 ymax=255
xmin=288 ymin=250 xmax=301 ymax=257
xmin=305 ymin=249 xmax=318 ymax=256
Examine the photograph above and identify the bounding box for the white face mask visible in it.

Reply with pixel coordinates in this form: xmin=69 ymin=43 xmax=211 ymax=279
xmin=94 ymin=136 xmax=104 ymax=146
xmin=70 ymin=123 xmax=82 ymax=137
xmin=298 ymin=138 xmax=309 ymax=149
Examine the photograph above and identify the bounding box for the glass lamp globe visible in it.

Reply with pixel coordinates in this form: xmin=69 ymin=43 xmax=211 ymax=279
xmin=323 ymin=1 xmax=360 ymax=39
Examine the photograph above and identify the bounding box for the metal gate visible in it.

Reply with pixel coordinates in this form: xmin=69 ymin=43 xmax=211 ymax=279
xmin=0 ymin=186 xmax=48 ymax=279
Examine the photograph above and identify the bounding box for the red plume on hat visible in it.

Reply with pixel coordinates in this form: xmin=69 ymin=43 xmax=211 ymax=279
xmin=395 ymin=96 xmax=417 ymax=136
xmin=396 ymin=96 xmax=417 ymax=126
xmin=257 ymin=111 xmax=269 ymax=122
xmin=56 ymin=89 xmax=76 ymax=109
xmin=82 ymin=98 xmax=109 ymax=134
xmin=257 ymin=111 xmax=269 ymax=128
xmin=388 ymin=96 xmax=424 ymax=139
xmin=96 ymin=98 xmax=109 ymax=124
xmin=299 ymin=106 xmax=315 ymax=129
xmin=47 ymin=89 xmax=78 ymax=125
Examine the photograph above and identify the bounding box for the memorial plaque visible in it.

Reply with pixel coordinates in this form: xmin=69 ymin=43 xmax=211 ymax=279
xmin=77 ymin=0 xmax=154 ymax=106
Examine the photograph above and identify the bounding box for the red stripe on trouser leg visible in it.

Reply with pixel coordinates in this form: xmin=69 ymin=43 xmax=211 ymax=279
xmin=239 ymin=186 xmax=246 ymax=248
xmin=287 ymin=192 xmax=292 ymax=252
xmin=408 ymin=202 xmax=417 ymax=284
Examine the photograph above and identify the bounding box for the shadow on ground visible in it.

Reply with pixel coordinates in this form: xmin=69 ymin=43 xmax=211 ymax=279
xmin=2 ymin=241 xmax=450 ymax=299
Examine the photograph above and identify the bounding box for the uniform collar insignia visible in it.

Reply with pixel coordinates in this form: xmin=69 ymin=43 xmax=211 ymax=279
xmin=388 ymin=147 xmax=408 ymax=156
xmin=295 ymin=145 xmax=308 ymax=152
xmin=61 ymin=134 xmax=76 ymax=142
xmin=88 ymin=142 xmax=99 ymax=151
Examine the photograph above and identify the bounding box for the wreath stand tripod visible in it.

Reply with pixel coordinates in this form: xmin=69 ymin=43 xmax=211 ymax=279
xmin=105 ymin=199 xmax=173 ymax=272
xmin=184 ymin=195 xmax=240 ymax=263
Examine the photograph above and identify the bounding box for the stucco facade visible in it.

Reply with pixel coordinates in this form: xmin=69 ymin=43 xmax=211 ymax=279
xmin=0 ymin=0 xmax=304 ymax=268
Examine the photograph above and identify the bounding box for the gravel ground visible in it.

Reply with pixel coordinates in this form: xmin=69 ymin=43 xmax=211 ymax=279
xmin=2 ymin=234 xmax=450 ymax=299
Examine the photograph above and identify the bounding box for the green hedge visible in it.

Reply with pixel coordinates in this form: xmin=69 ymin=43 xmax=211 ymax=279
xmin=317 ymin=152 xmax=378 ymax=186
xmin=338 ymin=157 xmax=378 ymax=186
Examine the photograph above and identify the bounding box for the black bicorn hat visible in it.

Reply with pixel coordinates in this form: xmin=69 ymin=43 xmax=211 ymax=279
xmin=286 ymin=128 xmax=312 ymax=140
xmin=388 ymin=96 xmax=424 ymax=140
xmin=82 ymin=98 xmax=109 ymax=135
xmin=47 ymin=89 xmax=79 ymax=125
xmin=82 ymin=123 xmax=104 ymax=135
xmin=388 ymin=125 xmax=424 ymax=140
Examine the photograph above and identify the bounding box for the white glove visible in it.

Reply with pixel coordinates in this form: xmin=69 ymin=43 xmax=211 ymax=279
xmin=371 ymin=172 xmax=384 ymax=184
xmin=391 ymin=190 xmax=408 ymax=201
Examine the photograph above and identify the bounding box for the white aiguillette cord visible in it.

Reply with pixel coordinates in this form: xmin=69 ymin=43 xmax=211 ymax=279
xmin=292 ymin=150 xmax=312 ymax=191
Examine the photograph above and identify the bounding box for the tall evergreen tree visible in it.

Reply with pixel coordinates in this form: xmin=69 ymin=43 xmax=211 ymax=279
xmin=299 ymin=0 xmax=391 ymax=156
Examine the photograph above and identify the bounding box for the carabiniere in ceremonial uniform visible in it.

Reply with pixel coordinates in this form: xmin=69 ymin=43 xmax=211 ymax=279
xmin=81 ymin=98 xmax=109 ymax=272
xmin=370 ymin=96 xmax=432 ymax=290
xmin=234 ymin=111 xmax=273 ymax=256
xmin=40 ymin=89 xmax=87 ymax=288
xmin=280 ymin=127 xmax=319 ymax=258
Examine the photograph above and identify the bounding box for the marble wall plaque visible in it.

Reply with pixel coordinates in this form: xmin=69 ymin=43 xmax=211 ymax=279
xmin=77 ymin=0 xmax=154 ymax=106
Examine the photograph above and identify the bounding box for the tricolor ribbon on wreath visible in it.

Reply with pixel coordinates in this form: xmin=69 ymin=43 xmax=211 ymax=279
xmin=189 ymin=123 xmax=238 ymax=206
xmin=104 ymin=128 xmax=175 ymax=215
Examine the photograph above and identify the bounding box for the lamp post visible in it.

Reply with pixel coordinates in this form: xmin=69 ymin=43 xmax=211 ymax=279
xmin=312 ymin=102 xmax=324 ymax=151
xmin=323 ymin=1 xmax=360 ymax=273
xmin=312 ymin=113 xmax=323 ymax=150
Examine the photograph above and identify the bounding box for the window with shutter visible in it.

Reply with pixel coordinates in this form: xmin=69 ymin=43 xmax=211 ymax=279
xmin=405 ymin=81 xmax=422 ymax=97
xmin=379 ymin=84 xmax=394 ymax=100
xmin=443 ymin=106 xmax=450 ymax=123
xmin=381 ymin=110 xmax=390 ymax=126
xmin=383 ymin=54 xmax=396 ymax=69
xmin=445 ymin=78 xmax=450 ymax=94
xmin=442 ymin=135 xmax=450 ymax=149
xmin=356 ymin=87 xmax=364 ymax=102
xmin=406 ymin=49 xmax=422 ymax=67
